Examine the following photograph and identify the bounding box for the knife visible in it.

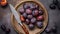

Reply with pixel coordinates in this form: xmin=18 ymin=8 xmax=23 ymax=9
xmin=9 ymin=4 xmax=29 ymax=34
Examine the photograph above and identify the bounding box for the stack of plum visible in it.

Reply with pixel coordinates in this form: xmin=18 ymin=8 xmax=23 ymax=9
xmin=19 ymin=3 xmax=44 ymax=30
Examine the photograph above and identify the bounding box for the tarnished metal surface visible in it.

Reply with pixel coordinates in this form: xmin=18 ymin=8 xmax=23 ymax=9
xmin=0 ymin=0 xmax=60 ymax=34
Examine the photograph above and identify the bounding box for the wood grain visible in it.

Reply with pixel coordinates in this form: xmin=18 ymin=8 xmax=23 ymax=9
xmin=11 ymin=0 xmax=48 ymax=34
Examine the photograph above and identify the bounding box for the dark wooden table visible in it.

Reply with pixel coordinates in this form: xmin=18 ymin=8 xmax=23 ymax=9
xmin=0 ymin=0 xmax=60 ymax=34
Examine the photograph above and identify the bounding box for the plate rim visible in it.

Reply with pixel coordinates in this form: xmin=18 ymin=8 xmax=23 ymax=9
xmin=11 ymin=0 xmax=48 ymax=34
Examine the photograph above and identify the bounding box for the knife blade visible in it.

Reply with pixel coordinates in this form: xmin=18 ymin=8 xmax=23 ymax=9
xmin=9 ymin=4 xmax=29 ymax=34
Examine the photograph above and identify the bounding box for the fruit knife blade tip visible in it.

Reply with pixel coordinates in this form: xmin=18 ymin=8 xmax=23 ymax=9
xmin=9 ymin=4 xmax=22 ymax=25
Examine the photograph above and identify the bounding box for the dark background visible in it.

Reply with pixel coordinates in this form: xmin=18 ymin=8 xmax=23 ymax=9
xmin=0 ymin=0 xmax=60 ymax=34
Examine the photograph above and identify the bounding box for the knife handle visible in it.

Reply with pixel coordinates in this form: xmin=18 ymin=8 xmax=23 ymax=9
xmin=21 ymin=24 xmax=29 ymax=34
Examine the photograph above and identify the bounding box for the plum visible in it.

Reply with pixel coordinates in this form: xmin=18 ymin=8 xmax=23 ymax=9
xmin=23 ymin=3 xmax=30 ymax=9
xmin=35 ymin=4 xmax=39 ymax=10
xmin=36 ymin=22 xmax=43 ymax=28
xmin=27 ymin=15 xmax=33 ymax=19
xmin=53 ymin=0 xmax=58 ymax=5
xmin=37 ymin=15 xmax=44 ymax=21
xmin=30 ymin=4 xmax=36 ymax=10
xmin=6 ymin=28 xmax=10 ymax=34
xmin=25 ymin=19 xmax=30 ymax=25
xmin=30 ymin=4 xmax=39 ymax=10
xmin=49 ymin=4 xmax=56 ymax=9
xmin=52 ymin=25 xmax=57 ymax=33
xmin=32 ymin=10 xmax=39 ymax=16
xmin=57 ymin=3 xmax=60 ymax=9
xmin=1 ymin=25 xmax=6 ymax=31
xmin=19 ymin=7 xmax=25 ymax=14
xmin=31 ymin=17 xmax=36 ymax=24
xmin=26 ymin=9 xmax=32 ymax=14
xmin=0 ymin=0 xmax=8 ymax=6
xmin=22 ymin=13 xmax=27 ymax=18
xmin=20 ymin=15 xmax=25 ymax=22
xmin=28 ymin=24 xmax=35 ymax=30
xmin=45 ymin=28 xmax=52 ymax=33
xmin=39 ymin=10 xmax=44 ymax=15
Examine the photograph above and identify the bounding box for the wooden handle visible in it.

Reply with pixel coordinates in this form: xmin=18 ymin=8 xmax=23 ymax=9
xmin=21 ymin=24 xmax=29 ymax=34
